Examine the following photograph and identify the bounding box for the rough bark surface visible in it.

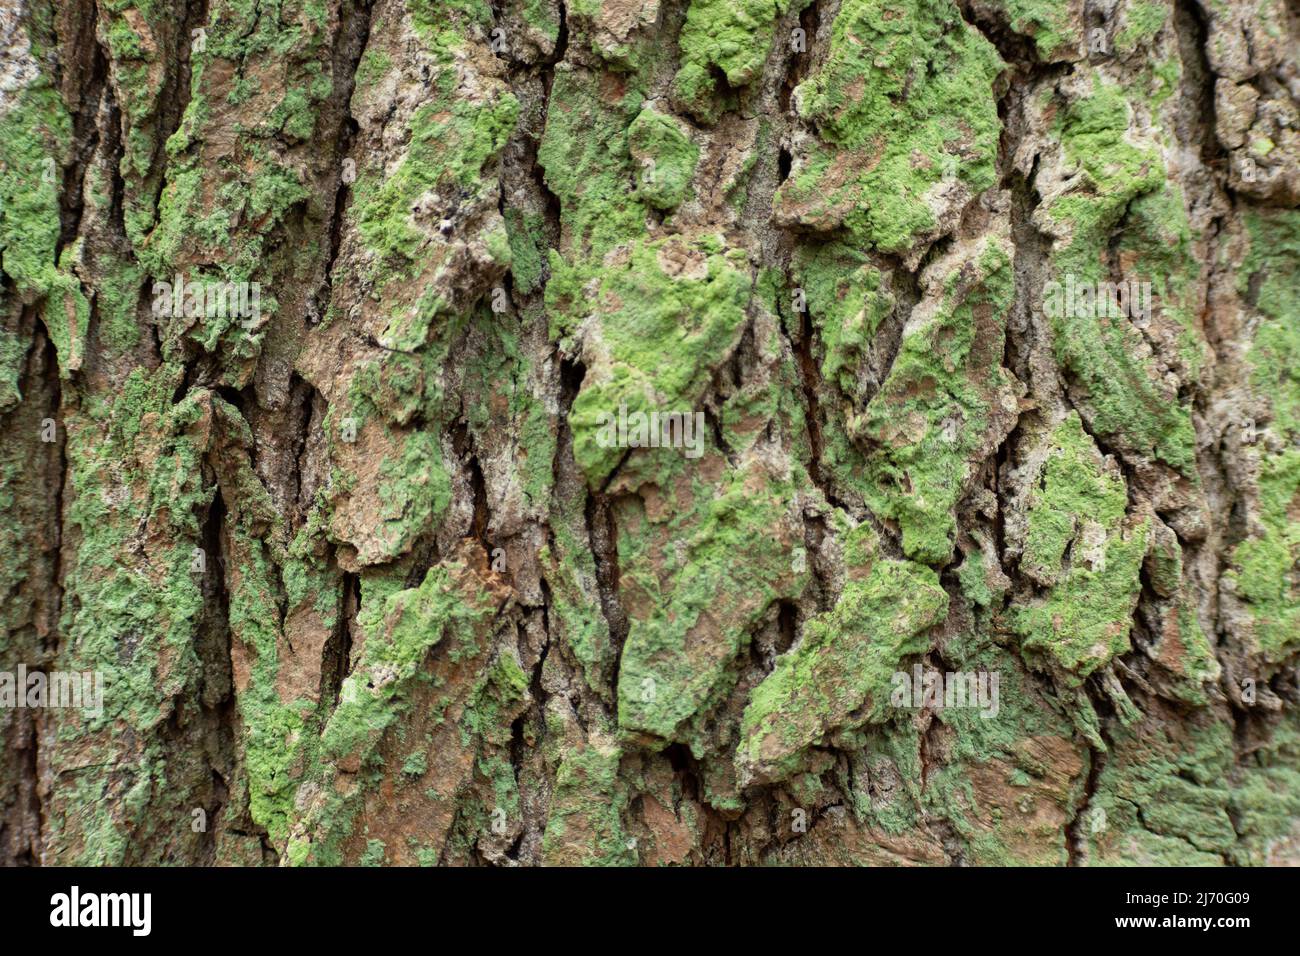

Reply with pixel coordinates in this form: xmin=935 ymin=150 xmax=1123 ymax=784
xmin=0 ymin=0 xmax=1297 ymax=866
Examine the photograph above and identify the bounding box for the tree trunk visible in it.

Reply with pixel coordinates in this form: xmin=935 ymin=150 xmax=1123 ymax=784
xmin=1 ymin=0 xmax=1297 ymax=866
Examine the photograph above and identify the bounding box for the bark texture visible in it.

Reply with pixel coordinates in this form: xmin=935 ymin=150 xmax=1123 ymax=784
xmin=0 ymin=0 xmax=1298 ymax=866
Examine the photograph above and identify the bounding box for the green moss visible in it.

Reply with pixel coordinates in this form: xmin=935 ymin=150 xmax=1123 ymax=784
xmin=1226 ymin=711 xmax=1300 ymax=864
xmin=360 ymin=838 xmax=387 ymax=866
xmin=269 ymin=87 xmax=317 ymax=140
xmin=401 ymin=749 xmax=428 ymax=777
xmin=673 ymin=0 xmax=798 ymax=122
xmin=1046 ymin=78 xmax=1196 ymax=473
xmin=225 ymin=515 xmax=319 ymax=847
xmin=373 ymin=430 xmax=453 ymax=558
xmin=615 ymin=460 xmax=806 ymax=742
xmin=41 ymin=367 xmax=251 ymax=859
xmin=92 ymin=250 xmax=146 ymax=353
xmin=459 ymin=305 xmax=556 ymax=511
xmin=776 ymin=0 xmax=1002 ymax=253
xmin=504 ymin=209 xmax=546 ymax=294
xmin=1161 ymin=602 xmax=1220 ymax=706
xmin=518 ymin=0 xmax=562 ymax=45
xmin=852 ymin=240 xmax=1016 ymax=565
xmin=0 ymin=81 xmax=89 ymax=376
xmin=124 ymin=0 xmax=343 ymax=382
xmin=1115 ymin=0 xmax=1168 ymax=54
xmin=541 ymin=738 xmax=634 ymax=865
xmin=1084 ymin=718 xmax=1239 ymax=864
xmin=792 ymin=241 xmax=894 ymax=397
xmin=58 ymin=368 xmax=211 ymax=719
xmin=739 ymin=556 xmax=948 ymax=782
xmin=562 ymin=237 xmax=751 ymax=486
xmin=409 ymin=0 xmax=494 ymax=36
xmin=92 ymin=2 xmax=172 ymax=251
xmin=1010 ymin=413 xmax=1149 ymax=686
xmin=0 ymin=329 xmax=26 ymax=411
xmin=321 ymin=562 xmax=495 ymax=767
xmin=942 ymin=628 xmax=1076 ymax=763
xmin=355 ymin=49 xmax=392 ymax=88
xmin=289 ymin=554 xmax=512 ymax=864
xmin=983 ymin=0 xmax=1080 ymax=58
xmin=352 ymin=87 xmax=519 ymax=281
xmin=461 ymin=650 xmax=530 ymax=748
xmin=542 ymin=488 xmax=616 ymax=701
xmin=537 ymin=68 xmax=647 ymax=261
xmin=626 ymin=105 xmax=700 ymax=211
xmin=1226 ymin=210 xmax=1300 ymax=661
xmin=957 ymin=542 xmax=1000 ymax=608
xmin=918 ymin=627 xmax=1083 ymax=864
xmin=1022 ymin=418 xmax=1127 ymax=578
xmin=1119 ymin=186 xmax=1207 ymax=379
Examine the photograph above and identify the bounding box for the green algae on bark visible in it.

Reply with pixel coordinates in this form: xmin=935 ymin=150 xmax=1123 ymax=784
xmin=739 ymin=549 xmax=949 ymax=785
xmin=1039 ymin=77 xmax=1198 ymax=473
xmin=1227 ymin=210 xmax=1300 ymax=663
xmin=4 ymin=0 xmax=1300 ymax=869
xmin=615 ymin=454 xmax=807 ymax=743
xmin=852 ymin=236 xmax=1019 ymax=565
xmin=775 ymin=0 xmax=1002 ymax=255
xmin=1008 ymin=413 xmax=1150 ymax=687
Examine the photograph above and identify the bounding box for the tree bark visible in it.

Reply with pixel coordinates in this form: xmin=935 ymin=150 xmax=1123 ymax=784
xmin=0 ymin=0 xmax=1297 ymax=866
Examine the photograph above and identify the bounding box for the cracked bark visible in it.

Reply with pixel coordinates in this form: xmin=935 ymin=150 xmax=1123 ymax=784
xmin=1 ymin=0 xmax=1298 ymax=866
